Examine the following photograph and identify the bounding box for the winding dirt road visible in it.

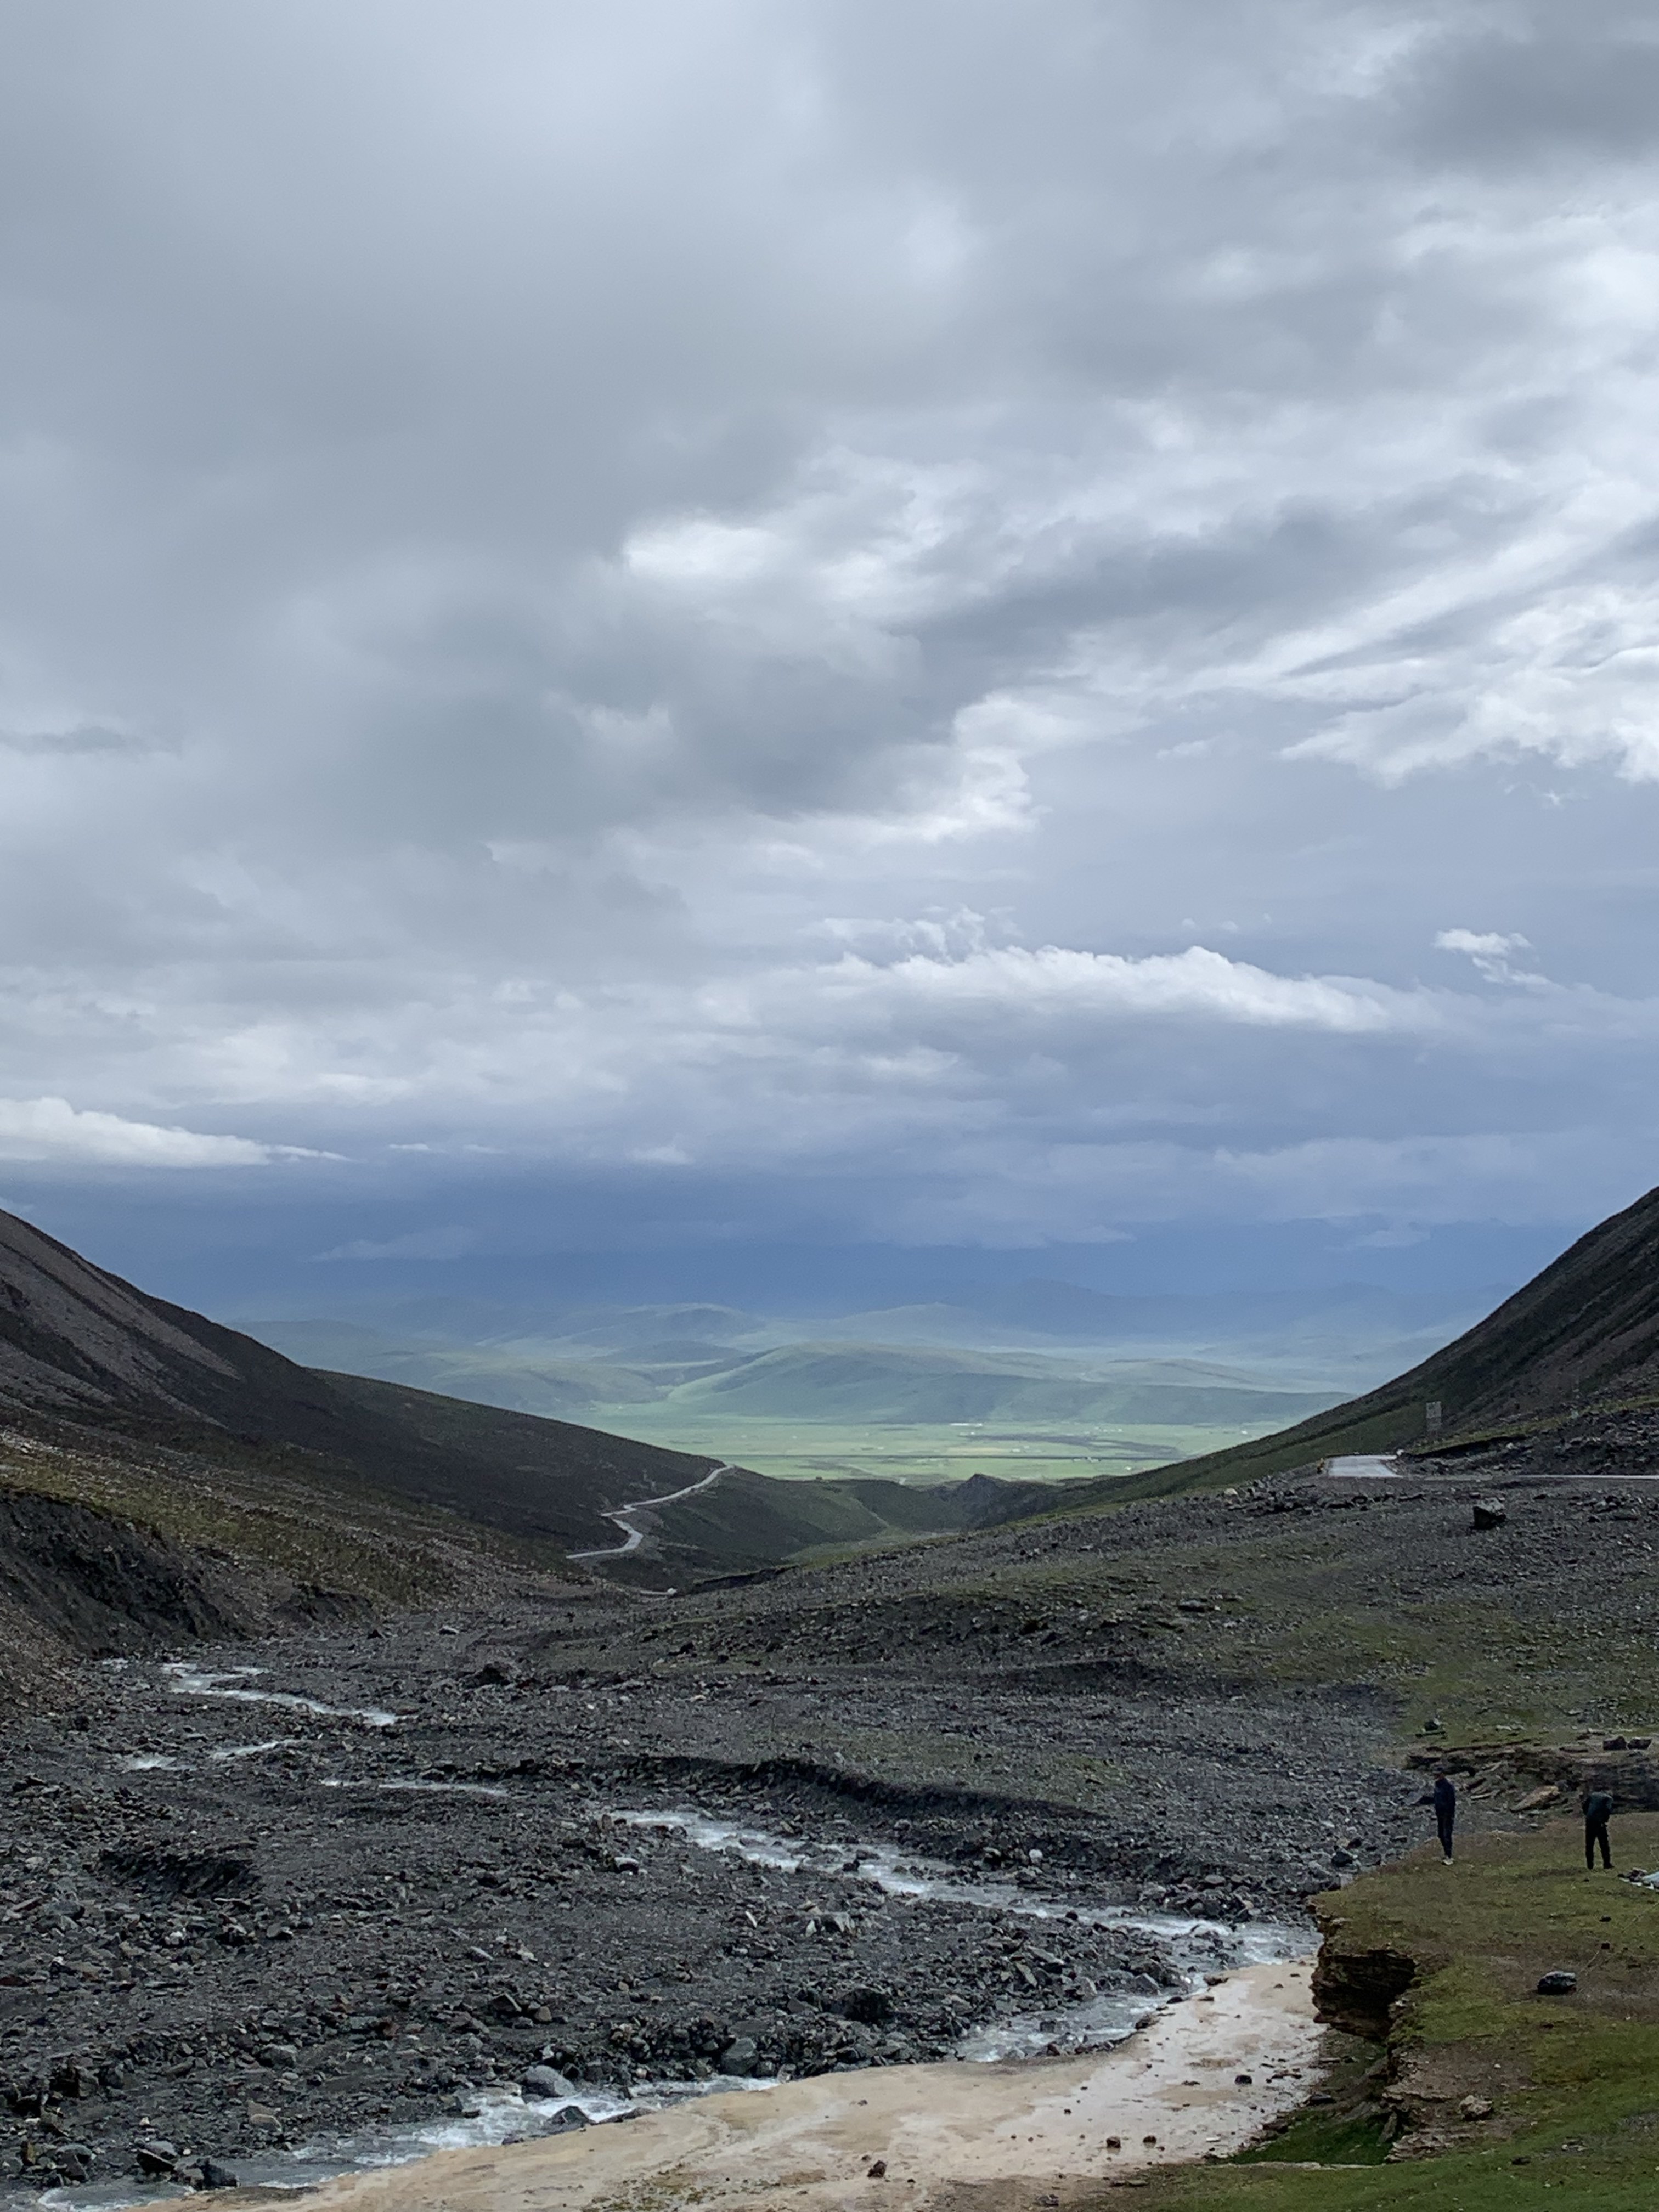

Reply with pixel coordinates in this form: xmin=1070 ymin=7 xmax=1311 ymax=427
xmin=568 ymin=1462 xmax=735 ymax=1559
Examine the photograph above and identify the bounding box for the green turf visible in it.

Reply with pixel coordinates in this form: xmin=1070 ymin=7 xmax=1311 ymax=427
xmin=575 ymin=1407 xmax=1295 ymax=1485
xmin=1131 ymin=1816 xmax=1659 ymax=2210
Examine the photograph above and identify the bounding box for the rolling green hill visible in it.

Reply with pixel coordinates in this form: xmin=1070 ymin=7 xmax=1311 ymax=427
xmin=664 ymin=1341 xmax=1336 ymax=1426
xmin=607 ymin=1464 xmax=1101 ymax=1582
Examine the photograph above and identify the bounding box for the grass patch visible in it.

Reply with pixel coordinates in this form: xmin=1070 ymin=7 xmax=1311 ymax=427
xmin=1235 ymin=2036 xmax=1392 ymax=2168
xmin=1256 ymin=1595 xmax=1659 ymax=1747
xmin=1121 ymin=1816 xmax=1659 ymax=2210
xmin=0 ymin=1426 xmax=551 ymax=1609
xmin=578 ymin=1408 xmax=1296 ymax=1486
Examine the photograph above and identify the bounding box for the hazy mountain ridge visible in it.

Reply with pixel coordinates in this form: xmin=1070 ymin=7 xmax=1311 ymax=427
xmin=245 ymin=1285 xmax=1480 ymax=1432
xmin=663 ymin=1342 xmax=1337 ymax=1426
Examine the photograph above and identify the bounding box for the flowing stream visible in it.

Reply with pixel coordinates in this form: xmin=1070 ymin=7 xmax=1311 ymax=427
xmin=53 ymin=1665 xmax=1308 ymax=2207
xmin=162 ymin=1665 xmax=400 ymax=1730
xmin=607 ymin=1808 xmax=1305 ymax=2062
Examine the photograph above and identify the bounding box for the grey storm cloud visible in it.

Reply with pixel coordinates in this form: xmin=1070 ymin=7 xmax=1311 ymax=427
xmin=1 ymin=0 xmax=1658 ymax=1251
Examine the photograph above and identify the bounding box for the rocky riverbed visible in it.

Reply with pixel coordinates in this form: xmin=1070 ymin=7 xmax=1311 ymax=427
xmin=0 ymin=1593 xmax=1431 ymax=2199
xmin=8 ymin=1463 xmax=1607 ymax=2199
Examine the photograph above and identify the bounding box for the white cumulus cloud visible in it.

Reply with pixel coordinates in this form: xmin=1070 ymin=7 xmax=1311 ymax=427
xmin=0 ymin=1098 xmax=312 ymax=1167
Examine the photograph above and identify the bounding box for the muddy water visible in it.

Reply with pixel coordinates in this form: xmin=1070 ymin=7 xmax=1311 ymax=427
xmin=228 ymin=1956 xmax=1322 ymax=2212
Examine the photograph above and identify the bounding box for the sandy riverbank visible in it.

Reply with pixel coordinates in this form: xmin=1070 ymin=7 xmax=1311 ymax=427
xmin=255 ymin=1955 xmax=1319 ymax=2212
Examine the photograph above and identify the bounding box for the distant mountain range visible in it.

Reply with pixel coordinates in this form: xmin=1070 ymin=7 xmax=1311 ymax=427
xmin=240 ymin=1278 xmax=1486 ymax=1432
xmin=656 ymin=1342 xmax=1335 ymax=1427
xmin=14 ymin=1187 xmax=1647 ymax=1597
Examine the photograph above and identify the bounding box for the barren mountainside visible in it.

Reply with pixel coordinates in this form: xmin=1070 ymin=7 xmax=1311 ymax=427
xmin=1138 ymin=1181 xmax=1659 ymax=1493
xmin=0 ymin=1208 xmax=714 ymax=1550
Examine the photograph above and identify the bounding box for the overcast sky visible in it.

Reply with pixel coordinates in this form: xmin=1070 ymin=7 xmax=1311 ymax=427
xmin=3 ymin=0 xmax=1658 ymax=1305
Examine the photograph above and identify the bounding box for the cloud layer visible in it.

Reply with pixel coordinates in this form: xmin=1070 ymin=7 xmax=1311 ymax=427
xmin=2 ymin=0 xmax=1658 ymax=1272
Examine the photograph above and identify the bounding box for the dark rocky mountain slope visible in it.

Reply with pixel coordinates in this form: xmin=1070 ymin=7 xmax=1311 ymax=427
xmin=0 ymin=1212 xmax=1082 ymax=1598
xmin=0 ymin=1209 xmax=713 ymax=1550
xmin=1129 ymin=1180 xmax=1659 ymax=1493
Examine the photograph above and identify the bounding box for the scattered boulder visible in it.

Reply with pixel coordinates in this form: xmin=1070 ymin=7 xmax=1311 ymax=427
xmin=1515 ymin=1787 xmax=1561 ymax=1812
xmin=545 ymin=2104 xmax=589 ymax=2132
xmin=521 ymin=2066 xmax=575 ymax=2101
xmin=867 ymin=2160 xmax=887 ymax=2179
xmin=1459 ymin=2095 xmax=1493 ymax=2120
xmin=136 ymin=2140 xmax=179 ymax=2176
xmin=199 ymin=2160 xmax=240 ymax=2190
xmin=719 ymin=2038 xmax=759 ymax=2073
xmin=101 ymin=1847 xmax=257 ymax=1899
xmin=1536 ymin=1971 xmax=1578 ymax=1995
xmin=839 ymin=1987 xmax=894 ymax=2026
xmin=1471 ymin=1499 xmax=1507 ymax=1530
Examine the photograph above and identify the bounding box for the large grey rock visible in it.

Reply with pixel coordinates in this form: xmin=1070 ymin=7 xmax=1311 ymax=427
xmin=521 ymin=2066 xmax=575 ymax=2101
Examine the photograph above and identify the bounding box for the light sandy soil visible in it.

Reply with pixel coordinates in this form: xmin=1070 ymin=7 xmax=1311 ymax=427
xmin=265 ymin=1955 xmax=1320 ymax=2212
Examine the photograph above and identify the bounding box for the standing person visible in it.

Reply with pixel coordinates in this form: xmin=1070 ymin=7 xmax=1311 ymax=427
xmin=1421 ymin=1769 xmax=1457 ymax=1864
xmin=1584 ymin=1786 xmax=1614 ymax=1871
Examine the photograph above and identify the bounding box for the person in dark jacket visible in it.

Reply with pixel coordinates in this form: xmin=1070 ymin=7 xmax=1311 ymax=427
xmin=1584 ymin=1787 xmax=1614 ymax=1871
xmin=1429 ymin=1769 xmax=1456 ymax=1864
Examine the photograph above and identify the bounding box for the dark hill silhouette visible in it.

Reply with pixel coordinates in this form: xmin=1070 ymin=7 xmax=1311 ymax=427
xmin=0 ymin=1209 xmax=714 ymax=1549
xmin=1114 ymin=1183 xmax=1659 ymax=1497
